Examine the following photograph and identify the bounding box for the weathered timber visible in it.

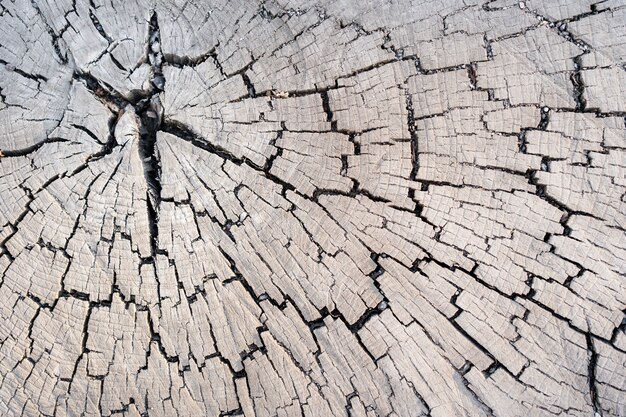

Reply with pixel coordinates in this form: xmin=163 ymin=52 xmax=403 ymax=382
xmin=0 ymin=0 xmax=625 ymax=416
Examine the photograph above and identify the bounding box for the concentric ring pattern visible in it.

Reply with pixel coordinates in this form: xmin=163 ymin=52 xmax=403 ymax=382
xmin=0 ymin=0 xmax=625 ymax=416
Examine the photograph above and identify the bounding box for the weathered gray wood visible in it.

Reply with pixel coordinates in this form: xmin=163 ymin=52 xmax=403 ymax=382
xmin=0 ymin=0 xmax=625 ymax=416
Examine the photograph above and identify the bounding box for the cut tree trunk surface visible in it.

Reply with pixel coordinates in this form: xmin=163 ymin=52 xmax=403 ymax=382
xmin=0 ymin=0 xmax=625 ymax=416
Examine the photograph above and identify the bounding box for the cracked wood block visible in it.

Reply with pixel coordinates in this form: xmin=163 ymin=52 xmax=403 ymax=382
xmin=0 ymin=0 xmax=625 ymax=416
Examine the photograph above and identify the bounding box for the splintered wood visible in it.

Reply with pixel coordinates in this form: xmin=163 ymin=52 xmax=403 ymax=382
xmin=0 ymin=0 xmax=625 ymax=416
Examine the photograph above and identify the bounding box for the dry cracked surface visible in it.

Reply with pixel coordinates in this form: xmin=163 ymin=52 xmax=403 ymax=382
xmin=0 ymin=0 xmax=625 ymax=416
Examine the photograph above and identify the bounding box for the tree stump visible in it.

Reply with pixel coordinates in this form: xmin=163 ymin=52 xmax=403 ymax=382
xmin=0 ymin=0 xmax=625 ymax=416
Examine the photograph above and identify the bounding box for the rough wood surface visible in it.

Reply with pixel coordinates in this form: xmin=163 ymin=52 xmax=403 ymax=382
xmin=0 ymin=0 xmax=625 ymax=416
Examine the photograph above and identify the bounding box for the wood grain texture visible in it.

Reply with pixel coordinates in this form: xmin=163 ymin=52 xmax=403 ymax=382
xmin=0 ymin=0 xmax=625 ymax=416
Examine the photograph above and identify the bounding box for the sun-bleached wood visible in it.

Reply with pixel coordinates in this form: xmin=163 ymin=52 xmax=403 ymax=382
xmin=0 ymin=0 xmax=625 ymax=416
